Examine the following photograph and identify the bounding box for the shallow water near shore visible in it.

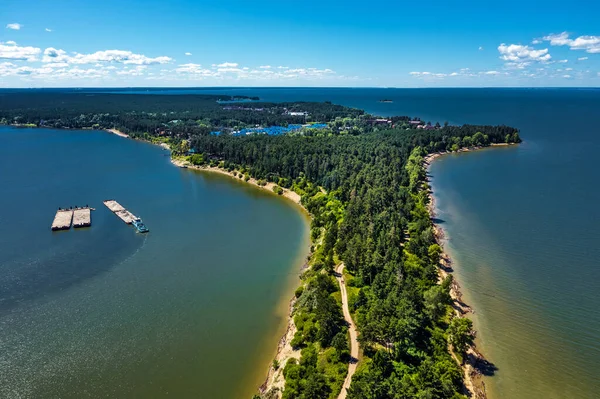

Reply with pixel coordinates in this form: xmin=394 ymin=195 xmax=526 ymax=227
xmin=0 ymin=126 xmax=310 ymax=398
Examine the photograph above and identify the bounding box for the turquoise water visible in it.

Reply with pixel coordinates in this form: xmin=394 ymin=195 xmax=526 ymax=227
xmin=0 ymin=126 xmax=310 ymax=398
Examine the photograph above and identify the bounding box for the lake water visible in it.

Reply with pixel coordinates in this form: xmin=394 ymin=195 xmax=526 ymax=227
xmin=2 ymin=88 xmax=599 ymax=399
xmin=0 ymin=126 xmax=310 ymax=398
xmin=120 ymin=87 xmax=600 ymax=399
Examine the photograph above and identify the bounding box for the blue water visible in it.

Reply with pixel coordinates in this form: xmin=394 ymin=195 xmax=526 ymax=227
xmin=1 ymin=88 xmax=599 ymax=399
xmin=122 ymin=87 xmax=600 ymax=399
xmin=110 ymin=87 xmax=600 ymax=398
xmin=0 ymin=126 xmax=309 ymax=398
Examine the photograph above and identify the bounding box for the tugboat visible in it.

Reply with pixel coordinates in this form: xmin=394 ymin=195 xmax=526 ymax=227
xmin=132 ymin=218 xmax=149 ymax=233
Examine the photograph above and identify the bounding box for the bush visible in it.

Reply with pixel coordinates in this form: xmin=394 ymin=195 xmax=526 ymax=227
xmin=290 ymin=331 xmax=304 ymax=349
xmin=273 ymin=185 xmax=284 ymax=195
xmin=189 ymin=153 xmax=205 ymax=165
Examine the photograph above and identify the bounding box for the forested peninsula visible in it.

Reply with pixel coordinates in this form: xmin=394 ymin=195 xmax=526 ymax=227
xmin=0 ymin=92 xmax=520 ymax=399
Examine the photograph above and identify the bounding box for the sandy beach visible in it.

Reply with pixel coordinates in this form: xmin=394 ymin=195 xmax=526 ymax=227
xmin=423 ymin=145 xmax=520 ymax=399
xmin=105 ymin=128 xmax=129 ymax=138
xmin=170 ymin=158 xmax=303 ymax=207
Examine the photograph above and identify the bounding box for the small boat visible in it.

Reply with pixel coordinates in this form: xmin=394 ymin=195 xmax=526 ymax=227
xmin=132 ymin=218 xmax=149 ymax=233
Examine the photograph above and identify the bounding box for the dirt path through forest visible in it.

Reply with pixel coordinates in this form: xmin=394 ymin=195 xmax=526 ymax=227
xmin=335 ymin=263 xmax=359 ymax=399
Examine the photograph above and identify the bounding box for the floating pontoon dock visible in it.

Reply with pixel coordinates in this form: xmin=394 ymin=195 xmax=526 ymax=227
xmin=73 ymin=208 xmax=92 ymax=228
xmin=51 ymin=209 xmax=74 ymax=230
xmin=103 ymin=200 xmax=137 ymax=224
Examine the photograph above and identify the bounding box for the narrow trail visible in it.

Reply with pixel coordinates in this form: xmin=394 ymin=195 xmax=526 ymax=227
xmin=335 ymin=263 xmax=359 ymax=399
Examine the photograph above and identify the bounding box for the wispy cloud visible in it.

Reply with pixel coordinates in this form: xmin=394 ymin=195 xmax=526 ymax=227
xmin=173 ymin=62 xmax=340 ymax=82
xmin=45 ymin=28 xmax=52 ymax=32
xmin=409 ymin=69 xmax=507 ymax=80
xmin=116 ymin=65 xmax=147 ymax=76
xmin=42 ymin=48 xmax=172 ymax=65
xmin=578 ymin=57 xmax=588 ymax=61
xmin=6 ymin=23 xmax=22 ymax=30
xmin=185 ymin=52 xmax=192 ymax=56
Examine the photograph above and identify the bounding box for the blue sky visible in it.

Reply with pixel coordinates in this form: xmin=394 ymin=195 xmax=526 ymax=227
xmin=1 ymin=0 xmax=599 ymax=87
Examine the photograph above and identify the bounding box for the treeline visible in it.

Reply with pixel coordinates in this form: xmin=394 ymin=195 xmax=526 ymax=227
xmin=0 ymin=92 xmax=364 ymax=139
xmin=194 ymin=126 xmax=519 ymax=398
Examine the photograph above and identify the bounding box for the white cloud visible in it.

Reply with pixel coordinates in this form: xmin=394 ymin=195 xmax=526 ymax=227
xmin=259 ymin=65 xmax=271 ymax=69
xmin=175 ymin=63 xmax=218 ymax=77
xmin=578 ymin=57 xmax=588 ymax=61
xmin=277 ymin=66 xmax=289 ymax=69
xmin=543 ymin=32 xmax=571 ymax=46
xmin=173 ymin=62 xmax=340 ymax=82
xmin=409 ymin=71 xmax=447 ymax=78
xmin=217 ymin=62 xmax=238 ymax=67
xmin=543 ymin=32 xmax=600 ymax=53
xmin=410 ymin=68 xmax=506 ymax=80
xmin=0 ymin=42 xmax=41 ymax=61
xmin=217 ymin=67 xmax=243 ymax=73
xmin=478 ymin=46 xmax=483 ymax=51
xmin=185 ymin=52 xmax=192 ymax=56
xmin=45 ymin=28 xmax=52 ymax=32
xmin=563 ymin=74 xmax=572 ymax=78
xmin=42 ymin=47 xmax=69 ymax=63
xmin=504 ymin=61 xmax=531 ymax=69
xmin=498 ymin=43 xmax=551 ymax=63
xmin=558 ymin=59 xmax=568 ymax=63
xmin=6 ymin=23 xmax=22 ymax=30
xmin=565 ymin=68 xmax=573 ymax=71
xmin=532 ymin=39 xmax=542 ymax=44
xmin=46 ymin=62 xmax=70 ymax=68
xmin=116 ymin=66 xmax=147 ymax=76
xmin=0 ymin=62 xmax=109 ymax=80
xmin=42 ymin=48 xmax=172 ymax=65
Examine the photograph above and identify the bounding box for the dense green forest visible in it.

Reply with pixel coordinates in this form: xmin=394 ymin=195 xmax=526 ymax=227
xmin=193 ymin=130 xmax=519 ymax=399
xmin=0 ymin=92 xmax=364 ymax=137
xmin=0 ymin=92 xmax=520 ymax=398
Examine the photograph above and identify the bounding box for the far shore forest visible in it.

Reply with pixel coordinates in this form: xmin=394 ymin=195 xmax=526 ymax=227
xmin=0 ymin=92 xmax=520 ymax=399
